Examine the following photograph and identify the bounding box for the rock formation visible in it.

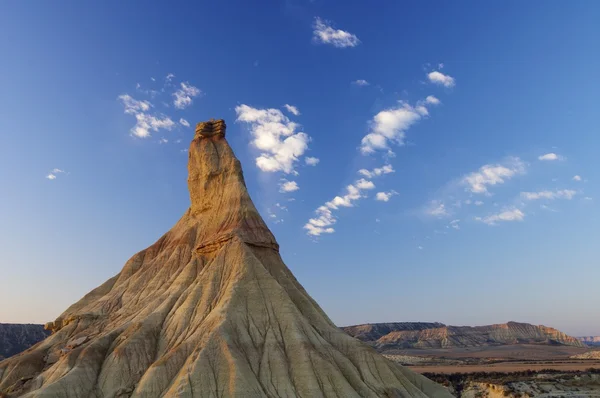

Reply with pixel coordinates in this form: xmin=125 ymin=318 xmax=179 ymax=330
xmin=571 ymin=351 xmax=600 ymax=359
xmin=343 ymin=321 xmax=585 ymax=351
xmin=579 ymin=336 xmax=600 ymax=346
xmin=0 ymin=119 xmax=451 ymax=397
xmin=0 ymin=325 xmax=49 ymax=361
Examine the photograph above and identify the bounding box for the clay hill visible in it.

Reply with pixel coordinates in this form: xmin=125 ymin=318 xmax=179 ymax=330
xmin=343 ymin=321 xmax=585 ymax=351
xmin=579 ymin=336 xmax=600 ymax=346
xmin=0 ymin=325 xmax=49 ymax=361
xmin=0 ymin=119 xmax=451 ymax=397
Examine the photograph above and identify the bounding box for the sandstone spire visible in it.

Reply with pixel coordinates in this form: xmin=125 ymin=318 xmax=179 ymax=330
xmin=0 ymin=119 xmax=451 ymax=397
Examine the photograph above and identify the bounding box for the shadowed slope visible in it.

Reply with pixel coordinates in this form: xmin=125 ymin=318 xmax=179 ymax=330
xmin=0 ymin=119 xmax=451 ymax=398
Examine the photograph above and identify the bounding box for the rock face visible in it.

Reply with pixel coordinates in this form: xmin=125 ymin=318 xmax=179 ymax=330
xmin=571 ymin=351 xmax=600 ymax=359
xmin=0 ymin=119 xmax=451 ymax=397
xmin=343 ymin=321 xmax=585 ymax=350
xmin=0 ymin=324 xmax=50 ymax=361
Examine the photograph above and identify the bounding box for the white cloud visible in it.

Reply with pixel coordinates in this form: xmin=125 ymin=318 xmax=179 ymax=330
xmin=573 ymin=175 xmax=582 ymax=181
xmin=425 ymin=95 xmax=441 ymax=105
xmin=449 ymin=219 xmax=460 ymax=230
xmin=159 ymin=137 xmax=168 ymax=144
xmin=360 ymin=102 xmax=425 ymax=154
xmin=418 ymin=245 xmax=424 ymax=250
xmin=279 ymin=180 xmax=299 ymax=193
xmin=305 ymin=179 xmax=375 ymax=235
xmin=584 ymin=196 xmax=593 ymax=201
xmin=476 ymin=208 xmax=525 ymax=225
xmin=304 ymin=206 xmax=336 ymax=236
xmin=462 ymin=157 xmax=526 ymax=194
xmin=312 ymin=17 xmax=360 ymax=48
xmin=46 ymin=168 xmax=66 ymax=180
xmin=427 ymin=200 xmax=449 ymax=218
xmin=130 ymin=113 xmax=175 ymax=138
xmin=358 ymin=164 xmax=394 ymax=178
xmin=474 ymin=200 xmax=484 ymax=206
xmin=235 ymin=104 xmax=311 ymax=174
xmin=375 ymin=190 xmax=398 ymax=202
xmin=119 ymin=94 xmax=151 ymax=114
xmin=538 ymin=153 xmax=564 ymax=161
xmin=521 ymin=189 xmax=576 ymax=201
xmin=305 ymin=156 xmax=320 ymax=166
xmin=166 ymin=73 xmax=175 ymax=82
xmin=355 ymin=178 xmax=375 ymax=190
xmin=427 ymin=71 xmax=455 ymax=88
xmin=173 ymin=82 xmax=201 ymax=109
xmin=118 ymin=94 xmax=175 ymax=138
xmin=283 ymin=104 xmax=300 ymax=116
xmin=352 ymin=79 xmax=370 ymax=86
xmin=179 ymin=118 xmax=190 ymax=127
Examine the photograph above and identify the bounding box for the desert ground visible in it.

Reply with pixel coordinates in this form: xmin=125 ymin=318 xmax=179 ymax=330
xmin=386 ymin=345 xmax=600 ymax=374
xmin=383 ymin=345 xmax=600 ymax=397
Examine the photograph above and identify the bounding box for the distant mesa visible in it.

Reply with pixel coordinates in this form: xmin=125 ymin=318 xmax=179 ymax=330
xmin=343 ymin=321 xmax=585 ymax=351
xmin=0 ymin=119 xmax=451 ymax=397
xmin=579 ymin=336 xmax=600 ymax=346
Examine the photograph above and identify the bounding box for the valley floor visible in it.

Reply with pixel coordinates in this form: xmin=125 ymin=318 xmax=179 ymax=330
xmin=383 ymin=345 xmax=600 ymax=397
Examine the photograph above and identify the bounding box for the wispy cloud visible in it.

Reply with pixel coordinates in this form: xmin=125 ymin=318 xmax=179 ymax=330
xmin=462 ymin=157 xmax=526 ymax=194
xmin=476 ymin=208 xmax=525 ymax=225
xmin=279 ymin=180 xmax=299 ymax=193
xmin=179 ymin=118 xmax=190 ymax=127
xmin=118 ymin=94 xmax=175 ymax=138
xmin=449 ymin=219 xmax=460 ymax=230
xmin=573 ymin=175 xmax=582 ymax=181
xmin=358 ymin=164 xmax=394 ymax=178
xmin=119 ymin=94 xmax=151 ymax=113
xmin=521 ymin=189 xmax=576 ymax=201
xmin=360 ymin=101 xmax=427 ymax=155
xmin=283 ymin=104 xmax=300 ymax=116
xmin=312 ymin=17 xmax=360 ymax=48
xmin=426 ymin=200 xmax=449 ymax=218
xmin=427 ymin=71 xmax=455 ymax=88
xmin=352 ymin=79 xmax=370 ymax=86
xmin=305 ymin=156 xmax=320 ymax=166
xmin=375 ymin=190 xmax=398 ymax=202
xmin=46 ymin=168 xmax=66 ymax=180
xmin=235 ymin=104 xmax=311 ymax=174
xmin=173 ymin=82 xmax=201 ymax=109
xmin=305 ymin=179 xmax=375 ymax=236
xmin=538 ymin=152 xmax=564 ymax=161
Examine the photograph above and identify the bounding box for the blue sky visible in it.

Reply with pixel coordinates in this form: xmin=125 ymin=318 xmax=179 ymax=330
xmin=1 ymin=1 xmax=599 ymax=336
